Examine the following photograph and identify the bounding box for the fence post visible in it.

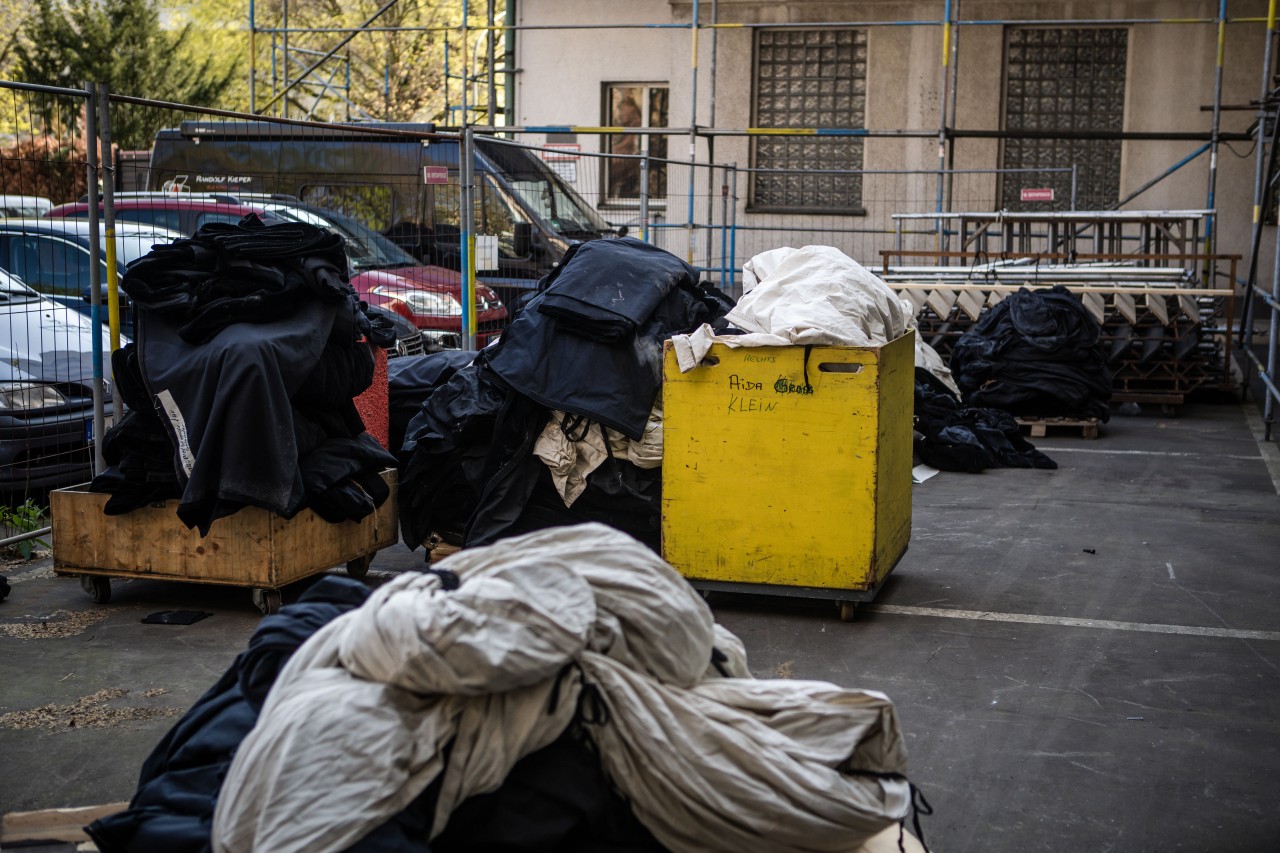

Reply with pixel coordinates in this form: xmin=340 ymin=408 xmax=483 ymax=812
xmin=1071 ymin=164 xmax=1079 ymax=210
xmin=460 ymin=126 xmax=477 ymax=351
xmin=96 ymin=83 xmax=121 ymax=362
xmin=85 ymin=83 xmax=106 ymax=475
xmin=719 ymin=167 xmax=729 ymax=289
xmin=640 ymin=153 xmax=650 ymax=243
xmin=728 ymin=162 xmax=739 ymax=297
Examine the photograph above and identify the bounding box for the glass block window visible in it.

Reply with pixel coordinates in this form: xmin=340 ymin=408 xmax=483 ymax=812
xmin=1002 ymin=28 xmax=1127 ymax=211
xmin=751 ymin=28 xmax=866 ymax=213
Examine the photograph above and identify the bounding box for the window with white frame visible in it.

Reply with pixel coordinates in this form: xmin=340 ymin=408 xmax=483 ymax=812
xmin=604 ymin=84 xmax=668 ymax=204
xmin=1001 ymin=27 xmax=1127 ymax=211
xmin=751 ymin=28 xmax=866 ymax=213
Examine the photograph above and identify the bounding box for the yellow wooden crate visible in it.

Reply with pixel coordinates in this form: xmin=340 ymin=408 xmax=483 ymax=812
xmin=661 ymin=334 xmax=913 ymax=600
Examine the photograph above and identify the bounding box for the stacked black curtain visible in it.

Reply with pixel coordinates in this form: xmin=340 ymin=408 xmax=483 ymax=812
xmin=949 ymin=284 xmax=1112 ymax=421
xmin=91 ymin=215 xmax=395 ymax=534
xmin=398 ymin=238 xmax=735 ymax=551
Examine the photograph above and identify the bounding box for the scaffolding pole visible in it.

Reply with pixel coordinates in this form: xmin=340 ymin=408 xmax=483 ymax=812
xmin=687 ymin=0 xmax=700 ymax=264
xmin=1206 ymin=0 xmax=1228 ymax=257
xmin=936 ymin=0 xmax=952 ymax=256
xmin=1242 ymin=0 xmax=1278 ymax=400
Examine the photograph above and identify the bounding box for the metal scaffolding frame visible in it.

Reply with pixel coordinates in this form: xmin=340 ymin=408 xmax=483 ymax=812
xmin=243 ymin=2 xmax=1260 ymax=237
xmin=134 ymin=3 xmax=1280 ymax=430
xmin=1242 ymin=3 xmax=1280 ymax=440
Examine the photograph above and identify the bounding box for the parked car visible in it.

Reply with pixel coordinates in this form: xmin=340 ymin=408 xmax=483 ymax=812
xmin=0 ymin=268 xmax=113 ymax=493
xmin=0 ymin=195 xmax=53 ymax=217
xmin=47 ymin=194 xmax=508 ymax=350
xmin=48 ymin=194 xmax=280 ymax=235
xmin=0 ymin=218 xmax=184 ymax=337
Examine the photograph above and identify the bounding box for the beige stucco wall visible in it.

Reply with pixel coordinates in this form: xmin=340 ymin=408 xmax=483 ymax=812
xmin=515 ymin=0 xmax=1272 ymax=267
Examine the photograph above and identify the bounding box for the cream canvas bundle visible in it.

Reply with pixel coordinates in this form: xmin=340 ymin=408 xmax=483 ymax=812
xmin=212 ymin=523 xmax=912 ymax=853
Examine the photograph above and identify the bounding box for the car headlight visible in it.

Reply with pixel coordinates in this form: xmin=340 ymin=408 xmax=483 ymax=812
xmin=0 ymin=383 xmax=67 ymax=411
xmin=372 ymin=286 xmax=463 ymax=317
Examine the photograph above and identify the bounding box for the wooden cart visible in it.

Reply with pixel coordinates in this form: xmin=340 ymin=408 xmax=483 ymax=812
xmin=50 ymin=470 xmax=398 ymax=614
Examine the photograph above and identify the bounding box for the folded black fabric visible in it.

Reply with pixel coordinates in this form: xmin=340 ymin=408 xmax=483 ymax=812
xmin=388 ymin=350 xmax=479 ymax=454
xmin=915 ymin=368 xmax=1057 ymax=472
xmin=489 ymin=281 xmax=720 ymax=440
xmin=950 ymin=285 xmax=1112 ymax=421
xmin=537 ymin=237 xmax=700 ymax=342
xmin=91 ymin=347 xmax=182 ymax=512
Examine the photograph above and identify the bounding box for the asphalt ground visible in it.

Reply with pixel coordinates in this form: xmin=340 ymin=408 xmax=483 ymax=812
xmin=1 ymin=399 xmax=1278 ymax=852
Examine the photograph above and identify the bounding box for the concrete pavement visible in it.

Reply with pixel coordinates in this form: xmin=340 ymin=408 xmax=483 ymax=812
xmin=2 ymin=400 xmax=1277 ymax=851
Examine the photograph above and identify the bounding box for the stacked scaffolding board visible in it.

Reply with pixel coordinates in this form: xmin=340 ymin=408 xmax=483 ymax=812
xmin=890 ymin=210 xmax=1211 ymax=258
xmin=890 ymin=279 xmax=1236 ymax=408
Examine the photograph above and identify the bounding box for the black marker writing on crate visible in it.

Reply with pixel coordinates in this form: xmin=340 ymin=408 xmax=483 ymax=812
xmin=727 ymin=395 xmax=779 ymax=414
xmin=774 ymin=377 xmax=814 ymax=395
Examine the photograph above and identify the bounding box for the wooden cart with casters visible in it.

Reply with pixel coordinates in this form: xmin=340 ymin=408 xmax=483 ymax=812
xmin=50 ymin=470 xmax=397 ymax=614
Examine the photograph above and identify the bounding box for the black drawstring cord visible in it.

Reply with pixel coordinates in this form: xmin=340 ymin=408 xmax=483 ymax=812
xmin=845 ymin=770 xmax=934 ymax=853
xmin=904 ymin=782 xmax=934 ymax=852
xmin=547 ymin=662 xmax=577 ymax=714
xmin=710 ymin=647 xmax=731 ymax=677
xmin=802 ymin=344 xmax=814 ymax=391
xmin=576 ymin=679 xmax=610 ymax=726
xmin=560 ymin=413 xmax=592 ymax=442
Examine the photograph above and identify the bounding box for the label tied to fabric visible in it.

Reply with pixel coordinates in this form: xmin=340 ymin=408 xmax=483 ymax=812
xmin=155 ymin=389 xmax=197 ymax=477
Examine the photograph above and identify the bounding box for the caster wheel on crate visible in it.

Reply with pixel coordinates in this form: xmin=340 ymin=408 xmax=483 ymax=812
xmin=346 ymin=554 xmax=374 ymax=579
xmin=252 ymin=588 xmax=282 ymax=615
xmin=837 ymin=601 xmax=858 ymax=623
xmin=80 ymin=575 xmax=111 ymax=604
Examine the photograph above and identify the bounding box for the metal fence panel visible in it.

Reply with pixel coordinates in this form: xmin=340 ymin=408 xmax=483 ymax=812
xmin=0 ymin=82 xmax=100 ymax=503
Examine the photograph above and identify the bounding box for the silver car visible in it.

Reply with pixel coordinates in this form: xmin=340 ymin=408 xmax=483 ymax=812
xmin=0 ymin=268 xmax=115 ymax=493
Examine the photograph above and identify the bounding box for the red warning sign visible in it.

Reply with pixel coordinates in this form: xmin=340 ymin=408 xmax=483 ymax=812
xmin=1020 ymin=188 xmax=1055 ymax=202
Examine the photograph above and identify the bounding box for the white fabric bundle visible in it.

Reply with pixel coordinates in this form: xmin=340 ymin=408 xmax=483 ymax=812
xmin=672 ymin=245 xmax=914 ymax=372
xmin=211 ymin=523 xmax=910 ymax=853
xmin=730 ymin=245 xmax=911 ymax=348
xmin=582 ymin=655 xmax=911 ymax=852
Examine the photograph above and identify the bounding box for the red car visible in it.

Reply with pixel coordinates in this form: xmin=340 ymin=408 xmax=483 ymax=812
xmin=47 ymin=194 xmax=508 ymax=350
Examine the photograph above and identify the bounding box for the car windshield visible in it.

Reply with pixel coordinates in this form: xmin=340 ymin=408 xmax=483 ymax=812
xmin=507 ymin=172 xmax=614 ymax=237
xmin=0 ymin=269 xmax=36 ymax=301
xmin=262 ymin=203 xmax=417 ymax=271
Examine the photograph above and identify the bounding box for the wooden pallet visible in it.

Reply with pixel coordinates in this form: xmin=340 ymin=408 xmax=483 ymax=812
xmin=1 ymin=802 xmax=126 ymax=850
xmin=1016 ymin=416 xmax=1101 ymax=439
xmin=0 ymin=802 xmax=921 ymax=852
